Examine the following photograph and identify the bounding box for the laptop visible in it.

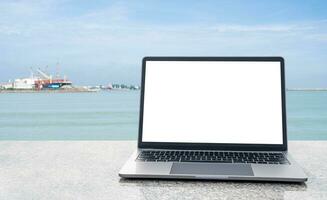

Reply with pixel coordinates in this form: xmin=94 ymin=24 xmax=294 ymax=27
xmin=119 ymin=57 xmax=307 ymax=182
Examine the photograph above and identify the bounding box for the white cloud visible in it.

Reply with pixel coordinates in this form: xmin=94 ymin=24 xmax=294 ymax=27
xmin=82 ymin=2 xmax=129 ymax=22
xmin=1 ymin=1 xmax=326 ymax=45
xmin=212 ymin=24 xmax=314 ymax=32
xmin=303 ymin=33 xmax=327 ymax=42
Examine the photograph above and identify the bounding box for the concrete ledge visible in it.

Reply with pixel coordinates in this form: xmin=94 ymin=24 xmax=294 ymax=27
xmin=0 ymin=141 xmax=326 ymax=200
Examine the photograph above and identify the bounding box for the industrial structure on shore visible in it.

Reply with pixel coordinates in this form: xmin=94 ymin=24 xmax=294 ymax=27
xmin=1 ymin=65 xmax=140 ymax=93
xmin=0 ymin=68 xmax=72 ymax=90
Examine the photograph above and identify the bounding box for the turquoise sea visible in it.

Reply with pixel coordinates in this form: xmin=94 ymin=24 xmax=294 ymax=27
xmin=0 ymin=91 xmax=326 ymax=140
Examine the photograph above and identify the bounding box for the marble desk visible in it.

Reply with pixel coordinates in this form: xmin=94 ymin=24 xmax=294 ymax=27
xmin=0 ymin=141 xmax=326 ymax=200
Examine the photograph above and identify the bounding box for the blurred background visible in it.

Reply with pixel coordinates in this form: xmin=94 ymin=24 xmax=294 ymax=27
xmin=0 ymin=0 xmax=326 ymax=140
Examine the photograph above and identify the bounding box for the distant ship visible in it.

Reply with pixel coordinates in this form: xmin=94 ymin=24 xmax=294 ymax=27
xmin=1 ymin=68 xmax=72 ymax=90
xmin=33 ymin=69 xmax=72 ymax=89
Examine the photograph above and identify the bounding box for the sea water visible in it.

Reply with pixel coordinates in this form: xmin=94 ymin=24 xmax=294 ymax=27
xmin=0 ymin=91 xmax=326 ymax=140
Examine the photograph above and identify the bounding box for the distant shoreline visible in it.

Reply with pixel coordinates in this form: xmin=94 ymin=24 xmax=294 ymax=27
xmin=0 ymin=88 xmax=139 ymax=93
xmin=0 ymin=88 xmax=326 ymax=93
xmin=0 ymin=88 xmax=95 ymax=93
xmin=287 ymin=88 xmax=327 ymax=91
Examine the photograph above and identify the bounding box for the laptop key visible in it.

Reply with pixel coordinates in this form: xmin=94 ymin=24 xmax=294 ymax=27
xmin=146 ymin=159 xmax=157 ymax=162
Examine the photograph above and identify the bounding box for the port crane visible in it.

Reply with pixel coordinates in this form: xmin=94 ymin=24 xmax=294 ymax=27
xmin=37 ymin=68 xmax=51 ymax=80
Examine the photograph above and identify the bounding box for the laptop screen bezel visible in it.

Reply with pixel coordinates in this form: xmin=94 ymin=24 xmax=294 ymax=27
xmin=138 ymin=57 xmax=287 ymax=151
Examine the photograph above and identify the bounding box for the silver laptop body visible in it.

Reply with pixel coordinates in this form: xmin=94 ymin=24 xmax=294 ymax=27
xmin=119 ymin=57 xmax=307 ymax=182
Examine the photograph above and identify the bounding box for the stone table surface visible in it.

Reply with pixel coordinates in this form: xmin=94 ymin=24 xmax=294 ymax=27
xmin=0 ymin=141 xmax=326 ymax=200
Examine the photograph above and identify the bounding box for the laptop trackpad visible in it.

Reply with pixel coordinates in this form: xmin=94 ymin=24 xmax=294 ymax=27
xmin=170 ymin=163 xmax=254 ymax=176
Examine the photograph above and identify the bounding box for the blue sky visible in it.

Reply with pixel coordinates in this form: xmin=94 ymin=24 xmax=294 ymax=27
xmin=0 ymin=0 xmax=326 ymax=87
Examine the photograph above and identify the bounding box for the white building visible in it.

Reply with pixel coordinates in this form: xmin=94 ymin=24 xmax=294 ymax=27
xmin=13 ymin=78 xmax=36 ymax=89
xmin=0 ymin=82 xmax=13 ymax=89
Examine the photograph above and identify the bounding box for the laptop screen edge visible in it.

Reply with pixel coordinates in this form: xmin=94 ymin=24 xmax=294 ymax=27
xmin=137 ymin=56 xmax=287 ymax=151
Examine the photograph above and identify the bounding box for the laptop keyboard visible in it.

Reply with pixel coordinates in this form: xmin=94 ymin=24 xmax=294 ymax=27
xmin=137 ymin=150 xmax=289 ymax=164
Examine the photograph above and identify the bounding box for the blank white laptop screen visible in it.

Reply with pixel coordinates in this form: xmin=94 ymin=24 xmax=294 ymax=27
xmin=142 ymin=60 xmax=283 ymax=144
